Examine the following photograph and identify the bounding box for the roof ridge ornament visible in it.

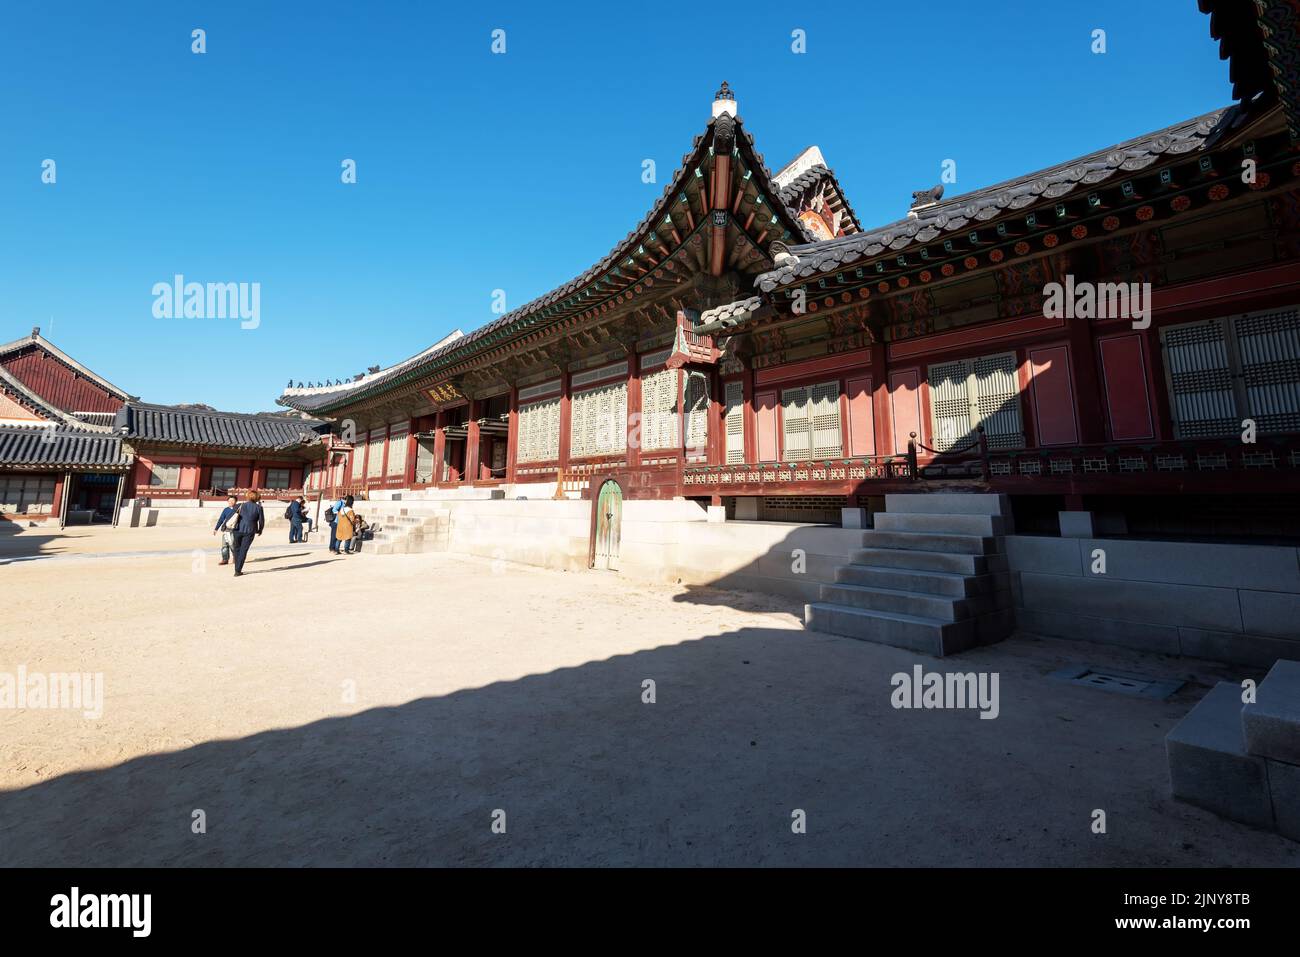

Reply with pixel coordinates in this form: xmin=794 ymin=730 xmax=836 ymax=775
xmin=770 ymin=241 xmax=799 ymax=267
xmin=909 ymin=183 xmax=944 ymax=218
xmin=712 ymin=81 xmax=737 ymax=119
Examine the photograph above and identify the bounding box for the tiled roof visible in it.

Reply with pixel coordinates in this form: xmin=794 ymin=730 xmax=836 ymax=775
xmin=0 ymin=425 xmax=130 ymax=469
xmin=755 ymin=106 xmax=1242 ymax=292
xmin=0 ymin=330 xmax=132 ymax=402
xmin=777 ymin=164 xmax=863 ymax=234
xmin=278 ymin=110 xmax=813 ymax=415
xmin=114 ymin=402 xmax=325 ymax=450
xmin=698 ymin=295 xmax=763 ymax=332
xmin=0 ymin=365 xmax=95 ymax=430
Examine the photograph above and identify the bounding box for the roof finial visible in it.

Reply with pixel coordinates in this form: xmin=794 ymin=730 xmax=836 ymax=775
xmin=31 ymin=325 xmax=40 ymax=338
xmin=712 ymin=81 xmax=737 ymax=119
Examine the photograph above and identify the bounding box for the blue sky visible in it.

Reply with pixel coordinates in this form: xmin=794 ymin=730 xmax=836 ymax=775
xmin=0 ymin=1 xmax=1233 ymax=412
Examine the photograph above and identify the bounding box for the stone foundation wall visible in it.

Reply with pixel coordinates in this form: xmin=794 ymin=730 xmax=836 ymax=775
xmin=1005 ymin=536 xmax=1300 ymax=666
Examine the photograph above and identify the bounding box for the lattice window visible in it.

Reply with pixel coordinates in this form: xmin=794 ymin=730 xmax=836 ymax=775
xmin=365 ymin=431 xmax=384 ymax=477
xmin=1161 ymin=318 xmax=1237 ymax=439
xmin=517 ymin=396 xmax=560 ymax=463
xmin=974 ymin=353 xmax=1025 ymax=450
xmin=1233 ymin=307 xmax=1300 ymax=434
xmin=927 ymin=351 xmax=1024 ymax=452
xmin=149 ymin=463 xmax=182 ymax=488
xmin=641 ymin=367 xmax=679 ymax=451
xmin=810 ymin=381 xmax=842 ymax=457
xmin=928 ymin=360 xmax=972 ymax=451
xmin=0 ymin=475 xmax=56 ymax=514
xmin=387 ymin=424 xmax=409 ymax=476
xmin=723 ymin=380 xmax=745 ymax=464
xmin=570 ymin=380 xmax=627 ymax=458
xmin=781 ymin=380 xmax=842 ymax=461
xmin=684 ymin=372 xmax=709 ymax=453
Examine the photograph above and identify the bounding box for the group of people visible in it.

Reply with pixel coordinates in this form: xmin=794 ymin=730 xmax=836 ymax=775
xmin=212 ymin=492 xmax=368 ymax=576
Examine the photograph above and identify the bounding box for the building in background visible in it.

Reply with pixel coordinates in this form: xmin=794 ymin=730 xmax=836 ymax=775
xmin=0 ymin=328 xmax=330 ymax=525
xmin=0 ymin=328 xmax=134 ymax=523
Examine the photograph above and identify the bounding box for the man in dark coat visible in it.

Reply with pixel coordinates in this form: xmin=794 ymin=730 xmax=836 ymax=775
xmin=231 ymin=491 xmax=265 ymax=577
xmin=288 ymin=497 xmax=304 ymax=543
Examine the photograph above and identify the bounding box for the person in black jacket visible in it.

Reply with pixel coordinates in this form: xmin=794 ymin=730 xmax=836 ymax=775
xmin=231 ymin=490 xmax=265 ymax=577
xmin=287 ymin=497 xmax=304 ymax=544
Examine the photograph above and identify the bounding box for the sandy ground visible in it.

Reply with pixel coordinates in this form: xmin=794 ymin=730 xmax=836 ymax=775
xmin=0 ymin=523 xmax=1296 ymax=867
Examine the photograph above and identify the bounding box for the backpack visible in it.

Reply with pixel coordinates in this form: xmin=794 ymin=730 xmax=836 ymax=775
xmin=284 ymin=505 xmax=292 ymax=520
xmin=324 ymin=506 xmax=335 ymax=523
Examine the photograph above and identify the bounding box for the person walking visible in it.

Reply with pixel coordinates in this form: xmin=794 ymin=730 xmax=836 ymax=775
xmin=231 ymin=490 xmax=265 ymax=576
xmin=288 ymin=496 xmax=305 ymax=544
xmin=212 ymin=494 xmax=238 ymax=566
xmin=327 ymin=494 xmax=346 ymax=554
xmin=335 ymin=495 xmax=358 ymax=555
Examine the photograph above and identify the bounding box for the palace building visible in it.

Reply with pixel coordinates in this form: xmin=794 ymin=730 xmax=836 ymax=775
xmin=280 ymin=79 xmax=1300 ymax=538
xmin=272 ymin=6 xmax=1300 ymax=664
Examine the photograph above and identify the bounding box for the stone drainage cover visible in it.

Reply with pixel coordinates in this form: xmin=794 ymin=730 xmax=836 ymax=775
xmin=1048 ymin=666 xmax=1184 ymax=700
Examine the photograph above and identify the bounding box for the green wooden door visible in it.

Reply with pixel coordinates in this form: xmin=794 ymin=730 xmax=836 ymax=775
xmin=594 ymin=480 xmax=622 ymax=571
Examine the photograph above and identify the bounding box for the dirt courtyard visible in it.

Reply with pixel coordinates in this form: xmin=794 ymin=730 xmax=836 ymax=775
xmin=1 ymin=523 xmax=1296 ymax=867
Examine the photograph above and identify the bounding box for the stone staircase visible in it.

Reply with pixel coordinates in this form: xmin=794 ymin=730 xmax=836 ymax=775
xmin=1166 ymin=659 xmax=1300 ymax=842
xmin=352 ymin=503 xmax=450 ymax=555
xmin=804 ymin=493 xmax=1015 ymax=657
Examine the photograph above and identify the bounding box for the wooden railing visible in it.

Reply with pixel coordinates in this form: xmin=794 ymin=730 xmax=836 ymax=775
xmin=983 ymin=435 xmax=1300 ymax=490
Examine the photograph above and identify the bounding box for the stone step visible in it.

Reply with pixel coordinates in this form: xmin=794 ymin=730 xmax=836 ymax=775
xmin=834 ymin=564 xmax=1008 ymax=597
xmin=818 ymin=582 xmax=965 ymax=621
xmin=850 ymin=547 xmax=1007 ymax=576
xmin=1166 ymin=681 xmax=1274 ymax=829
xmin=804 ymin=602 xmax=980 ymax=657
xmin=884 ymin=492 xmax=1011 ymax=516
xmin=859 ymin=529 xmax=998 ymax=555
xmin=874 ymin=511 xmax=1007 ymax=537
xmin=1241 ymin=659 xmax=1300 ymax=765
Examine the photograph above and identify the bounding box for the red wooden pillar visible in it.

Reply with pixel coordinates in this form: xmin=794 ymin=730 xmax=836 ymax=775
xmin=379 ymin=425 xmax=390 ymax=482
xmin=742 ymin=365 xmax=757 ymax=463
xmin=506 ymin=385 xmax=520 ymax=484
xmin=1066 ymin=319 xmax=1106 ymax=445
xmin=250 ymin=464 xmax=264 ymax=491
xmin=557 ymin=369 xmax=572 ymax=472
xmin=869 ymin=340 xmax=893 ymax=455
xmin=626 ymin=360 xmax=642 ymax=470
xmin=706 ymin=368 xmax=723 ymax=465
xmin=403 ymin=424 xmax=417 ymax=487
xmin=49 ymin=472 xmax=66 ymax=521
xmin=465 ymin=400 xmax=481 ymax=483
xmin=432 ymin=412 xmax=447 ymax=486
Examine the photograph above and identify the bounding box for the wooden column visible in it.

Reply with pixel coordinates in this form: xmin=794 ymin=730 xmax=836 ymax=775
xmin=432 ymin=411 xmax=447 ymax=487
xmin=403 ymin=424 xmax=417 ymax=487
xmin=557 ymin=369 xmax=572 ymax=472
xmin=742 ymin=363 xmax=757 ymax=463
xmin=626 ymin=359 xmax=642 ymax=470
xmin=868 ymin=340 xmax=893 ymax=457
xmin=1066 ymin=319 xmax=1107 ymax=445
xmin=506 ymin=385 xmax=520 ymax=484
xmin=707 ymin=368 xmax=724 ymax=464
xmin=464 ymin=400 xmax=481 ymax=484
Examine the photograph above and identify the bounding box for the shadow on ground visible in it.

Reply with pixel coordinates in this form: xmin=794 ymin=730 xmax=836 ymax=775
xmin=2 ymin=622 xmax=1295 ymax=868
